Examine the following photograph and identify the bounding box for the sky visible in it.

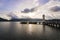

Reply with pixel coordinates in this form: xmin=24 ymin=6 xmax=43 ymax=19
xmin=0 ymin=0 xmax=60 ymax=20
xmin=0 ymin=0 xmax=49 ymax=12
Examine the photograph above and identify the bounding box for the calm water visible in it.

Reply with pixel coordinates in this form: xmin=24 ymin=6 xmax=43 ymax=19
xmin=0 ymin=22 xmax=60 ymax=40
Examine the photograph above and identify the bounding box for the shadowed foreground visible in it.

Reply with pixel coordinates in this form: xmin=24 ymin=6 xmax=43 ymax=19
xmin=0 ymin=22 xmax=60 ymax=40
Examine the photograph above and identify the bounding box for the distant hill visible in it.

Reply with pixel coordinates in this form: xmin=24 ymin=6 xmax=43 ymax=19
xmin=10 ymin=18 xmax=43 ymax=21
xmin=0 ymin=18 xmax=8 ymax=21
xmin=0 ymin=17 xmax=43 ymax=21
xmin=0 ymin=17 xmax=60 ymax=22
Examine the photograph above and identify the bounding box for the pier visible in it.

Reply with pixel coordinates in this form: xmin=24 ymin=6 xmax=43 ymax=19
xmin=20 ymin=15 xmax=45 ymax=24
xmin=44 ymin=19 xmax=60 ymax=28
xmin=20 ymin=14 xmax=60 ymax=29
xmin=19 ymin=18 xmax=43 ymax=24
xmin=20 ymin=21 xmax=42 ymax=24
xmin=42 ymin=15 xmax=60 ymax=28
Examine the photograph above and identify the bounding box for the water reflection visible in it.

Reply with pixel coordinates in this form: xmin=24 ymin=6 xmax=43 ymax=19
xmin=43 ymin=25 xmax=45 ymax=33
xmin=9 ymin=22 xmax=17 ymax=37
xmin=27 ymin=24 xmax=32 ymax=35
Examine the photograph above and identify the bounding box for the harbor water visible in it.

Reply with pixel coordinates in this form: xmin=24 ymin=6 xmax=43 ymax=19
xmin=0 ymin=22 xmax=60 ymax=40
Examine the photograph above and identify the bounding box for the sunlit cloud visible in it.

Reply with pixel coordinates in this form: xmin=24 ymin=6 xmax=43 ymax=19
xmin=0 ymin=0 xmax=60 ymax=20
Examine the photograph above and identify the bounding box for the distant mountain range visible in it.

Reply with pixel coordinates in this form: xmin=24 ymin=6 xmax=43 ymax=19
xmin=0 ymin=17 xmax=60 ymax=22
xmin=0 ymin=17 xmax=43 ymax=21
xmin=0 ymin=18 xmax=8 ymax=21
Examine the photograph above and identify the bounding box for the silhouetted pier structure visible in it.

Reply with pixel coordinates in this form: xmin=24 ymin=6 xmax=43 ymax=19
xmin=20 ymin=15 xmax=45 ymax=24
xmin=42 ymin=15 xmax=60 ymax=28
xmin=20 ymin=14 xmax=60 ymax=28
xmin=20 ymin=21 xmax=42 ymax=24
xmin=44 ymin=19 xmax=60 ymax=28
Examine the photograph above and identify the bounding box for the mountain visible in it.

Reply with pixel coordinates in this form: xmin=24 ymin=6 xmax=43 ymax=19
xmin=10 ymin=18 xmax=43 ymax=21
xmin=0 ymin=17 xmax=43 ymax=21
xmin=0 ymin=18 xmax=8 ymax=21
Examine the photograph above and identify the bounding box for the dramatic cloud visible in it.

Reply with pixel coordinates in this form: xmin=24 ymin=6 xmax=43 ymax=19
xmin=50 ymin=6 xmax=60 ymax=12
xmin=0 ymin=0 xmax=60 ymax=20
xmin=21 ymin=8 xmax=35 ymax=13
xmin=30 ymin=8 xmax=35 ymax=12
xmin=21 ymin=8 xmax=30 ymax=13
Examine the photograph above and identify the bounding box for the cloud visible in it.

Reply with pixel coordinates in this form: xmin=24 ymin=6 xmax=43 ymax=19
xmin=21 ymin=8 xmax=35 ymax=13
xmin=50 ymin=6 xmax=60 ymax=12
xmin=0 ymin=0 xmax=25 ymax=12
xmin=8 ymin=12 xmax=18 ymax=19
xmin=38 ymin=0 xmax=49 ymax=5
xmin=1 ymin=0 xmax=60 ymax=20
xmin=0 ymin=14 xmax=11 ymax=20
xmin=21 ymin=8 xmax=30 ymax=13
xmin=30 ymin=8 xmax=35 ymax=12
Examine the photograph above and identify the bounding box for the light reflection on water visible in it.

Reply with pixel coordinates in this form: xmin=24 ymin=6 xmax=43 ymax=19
xmin=27 ymin=24 xmax=32 ymax=35
xmin=0 ymin=22 xmax=60 ymax=40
